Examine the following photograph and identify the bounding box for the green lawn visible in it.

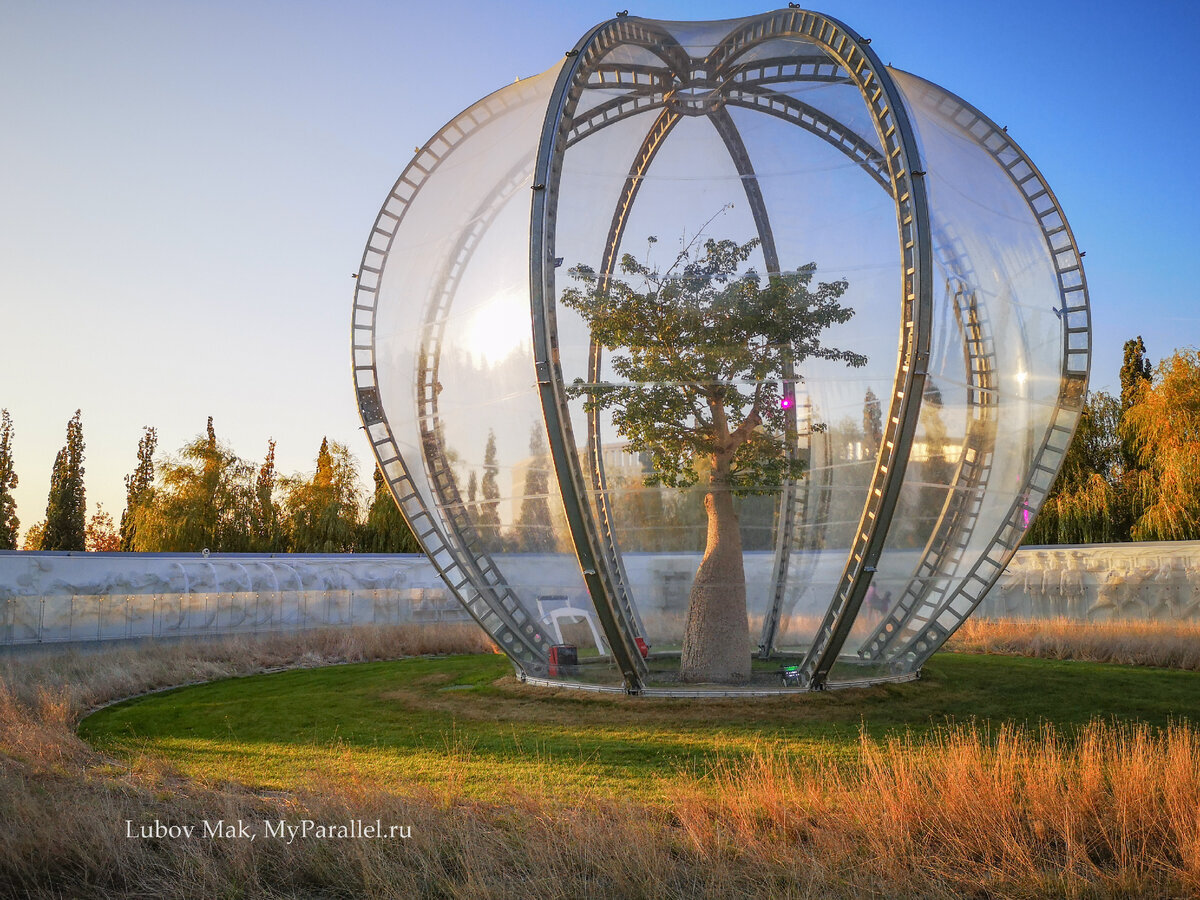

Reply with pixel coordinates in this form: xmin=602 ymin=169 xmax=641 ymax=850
xmin=80 ymin=653 xmax=1200 ymax=803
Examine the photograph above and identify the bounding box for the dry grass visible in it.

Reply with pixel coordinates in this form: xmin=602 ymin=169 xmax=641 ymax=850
xmin=3 ymin=622 xmax=1200 ymax=897
xmin=949 ymin=616 xmax=1200 ymax=671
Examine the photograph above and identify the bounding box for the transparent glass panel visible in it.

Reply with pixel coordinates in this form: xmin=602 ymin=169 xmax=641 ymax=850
xmin=827 ymin=69 xmax=1072 ymax=681
xmin=551 ymin=19 xmax=899 ymax=687
xmin=369 ymin=66 xmax=620 ymax=685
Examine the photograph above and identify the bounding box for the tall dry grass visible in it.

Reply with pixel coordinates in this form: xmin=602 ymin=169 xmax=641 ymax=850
xmin=949 ymin=616 xmax=1200 ymax=671
xmin=3 ymin=622 xmax=1200 ymax=897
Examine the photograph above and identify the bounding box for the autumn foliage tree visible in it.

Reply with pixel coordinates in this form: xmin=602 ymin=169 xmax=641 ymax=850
xmin=563 ymin=236 xmax=863 ymax=683
xmin=85 ymin=504 xmax=120 ymax=552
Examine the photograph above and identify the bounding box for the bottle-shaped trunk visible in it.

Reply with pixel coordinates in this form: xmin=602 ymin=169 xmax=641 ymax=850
xmin=679 ymin=480 xmax=751 ymax=684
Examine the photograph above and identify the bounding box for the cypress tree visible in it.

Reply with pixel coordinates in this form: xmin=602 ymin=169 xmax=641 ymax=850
xmin=119 ymin=426 xmax=157 ymax=551
xmin=862 ymin=387 xmax=882 ymax=460
xmin=42 ymin=410 xmax=86 ymax=551
xmin=516 ymin=426 xmax=555 ymax=552
xmin=477 ymin=430 xmax=501 ymax=547
xmin=0 ymin=409 xmax=18 ymax=549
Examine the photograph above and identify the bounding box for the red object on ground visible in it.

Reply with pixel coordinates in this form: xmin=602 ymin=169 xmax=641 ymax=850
xmin=548 ymin=644 xmax=578 ymax=677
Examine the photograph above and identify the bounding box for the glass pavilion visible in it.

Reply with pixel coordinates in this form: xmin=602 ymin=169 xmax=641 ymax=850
xmin=351 ymin=9 xmax=1091 ymax=694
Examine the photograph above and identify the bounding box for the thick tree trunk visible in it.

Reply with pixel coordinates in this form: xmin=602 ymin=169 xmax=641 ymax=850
xmin=679 ymin=479 xmax=751 ymax=684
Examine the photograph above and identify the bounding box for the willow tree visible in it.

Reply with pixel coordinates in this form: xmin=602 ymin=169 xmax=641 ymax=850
xmin=1123 ymin=349 xmax=1200 ymax=541
xmin=563 ymin=237 xmax=864 ymax=683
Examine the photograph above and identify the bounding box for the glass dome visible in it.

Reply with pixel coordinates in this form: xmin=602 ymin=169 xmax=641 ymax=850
xmin=351 ymin=9 xmax=1091 ymax=695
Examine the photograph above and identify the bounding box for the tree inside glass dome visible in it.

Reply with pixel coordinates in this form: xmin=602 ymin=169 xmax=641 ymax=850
xmin=563 ymin=237 xmax=866 ymax=683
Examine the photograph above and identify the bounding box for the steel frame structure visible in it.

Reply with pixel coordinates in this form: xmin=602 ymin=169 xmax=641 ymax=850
xmin=351 ymin=9 xmax=1091 ymax=694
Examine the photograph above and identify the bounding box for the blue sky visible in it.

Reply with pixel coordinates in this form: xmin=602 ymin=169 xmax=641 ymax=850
xmin=1 ymin=0 xmax=1197 ymax=540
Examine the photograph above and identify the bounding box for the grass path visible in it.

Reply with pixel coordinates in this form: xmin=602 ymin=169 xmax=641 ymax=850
xmin=80 ymin=652 xmax=1200 ymax=803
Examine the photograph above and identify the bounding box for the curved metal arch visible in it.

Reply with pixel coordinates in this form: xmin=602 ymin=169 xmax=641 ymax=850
xmin=706 ymin=10 xmax=933 ymax=690
xmin=881 ymin=72 xmax=1091 ymax=670
xmin=351 ymin=75 xmax=558 ymax=669
xmin=583 ymin=105 xmax=682 ymax=649
xmin=564 ymin=16 xmax=860 ymax=678
xmin=532 ymin=9 xmax=934 ymax=692
xmin=413 ymin=154 xmax=555 ymax=666
xmin=857 ymin=225 xmax=1000 ymax=660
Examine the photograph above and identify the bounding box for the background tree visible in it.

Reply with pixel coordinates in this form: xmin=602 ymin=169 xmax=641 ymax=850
xmin=515 ymin=426 xmax=556 ymax=552
xmin=42 ymin=410 xmax=86 ymax=551
xmin=1119 ymin=335 xmax=1153 ymax=473
xmin=283 ymin=437 xmax=362 ymax=553
xmin=563 ymin=236 xmax=864 ymax=683
xmin=85 ymin=504 xmax=120 ymax=552
xmin=22 ymin=521 xmax=45 ymax=551
xmin=1123 ymin=349 xmax=1200 ymax=541
xmin=1027 ymin=391 xmax=1124 ymax=544
xmin=361 ymin=465 xmax=421 ymax=553
xmin=476 ymin=430 xmax=502 ymax=549
xmin=862 ymin=387 xmax=883 ymax=460
xmin=0 ymin=409 xmax=18 ymax=549
xmin=130 ymin=417 xmax=256 ymax=551
xmin=119 ymin=426 xmax=157 ymax=551
xmin=250 ymin=439 xmax=286 ymax=552
xmin=466 ymin=470 xmax=479 ymax=524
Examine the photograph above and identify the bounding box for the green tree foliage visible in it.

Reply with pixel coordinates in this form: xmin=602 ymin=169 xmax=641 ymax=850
xmin=361 ymin=465 xmax=421 ymax=553
xmin=564 ymin=239 xmax=863 ymax=494
xmin=476 ymin=430 xmax=502 ymax=548
xmin=515 ymin=426 xmax=556 ymax=552
xmin=1120 ymin=336 xmax=1153 ymax=413
xmin=130 ymin=417 xmax=257 ymax=552
xmin=0 ymin=409 xmax=18 ymax=549
xmin=563 ymin=236 xmax=863 ymax=682
xmin=42 ymin=410 xmax=86 ymax=551
xmin=1123 ymin=349 xmax=1200 ymax=541
xmin=283 ymin=437 xmax=362 ymax=553
xmin=119 ymin=426 xmax=157 ymax=551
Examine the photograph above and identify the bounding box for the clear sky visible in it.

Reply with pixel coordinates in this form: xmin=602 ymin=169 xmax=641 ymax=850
xmin=2 ymin=0 xmax=1197 ymax=542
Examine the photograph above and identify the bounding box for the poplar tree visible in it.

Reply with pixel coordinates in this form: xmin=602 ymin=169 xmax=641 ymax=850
xmin=120 ymin=426 xmax=157 ymax=551
xmin=0 ymin=409 xmax=18 ymax=549
xmin=42 ymin=410 xmax=86 ymax=551
xmin=1119 ymin=335 xmax=1153 ymax=475
xmin=250 ymin=439 xmax=286 ymax=551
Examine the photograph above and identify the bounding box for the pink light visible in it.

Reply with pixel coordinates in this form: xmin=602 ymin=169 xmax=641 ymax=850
xmin=780 ymin=396 xmax=794 ymax=410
